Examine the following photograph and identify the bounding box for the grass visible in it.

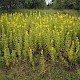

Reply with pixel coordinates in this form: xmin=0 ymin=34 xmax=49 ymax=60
xmin=0 ymin=62 xmax=80 ymax=80
xmin=0 ymin=9 xmax=80 ymax=16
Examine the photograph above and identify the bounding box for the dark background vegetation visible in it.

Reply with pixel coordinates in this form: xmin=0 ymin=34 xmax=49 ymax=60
xmin=0 ymin=0 xmax=80 ymax=10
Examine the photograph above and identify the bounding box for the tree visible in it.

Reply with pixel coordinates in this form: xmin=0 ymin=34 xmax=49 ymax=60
xmin=48 ymin=0 xmax=80 ymax=10
xmin=0 ymin=0 xmax=20 ymax=10
xmin=24 ymin=0 xmax=46 ymax=9
xmin=0 ymin=0 xmax=46 ymax=10
xmin=74 ymin=0 xmax=80 ymax=10
xmin=63 ymin=0 xmax=76 ymax=9
xmin=48 ymin=0 xmax=65 ymax=9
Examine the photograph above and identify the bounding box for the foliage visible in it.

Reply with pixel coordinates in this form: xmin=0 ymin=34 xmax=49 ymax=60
xmin=0 ymin=0 xmax=46 ymax=10
xmin=24 ymin=0 xmax=46 ymax=9
xmin=0 ymin=0 xmax=80 ymax=10
xmin=0 ymin=10 xmax=80 ymax=73
xmin=0 ymin=0 xmax=20 ymax=10
xmin=49 ymin=0 xmax=80 ymax=10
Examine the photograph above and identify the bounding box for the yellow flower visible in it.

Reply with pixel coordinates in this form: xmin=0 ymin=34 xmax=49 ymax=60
xmin=30 ymin=29 xmax=32 ymax=33
xmin=54 ymin=26 xmax=56 ymax=29
xmin=72 ymin=16 xmax=74 ymax=19
xmin=30 ymin=48 xmax=32 ymax=53
xmin=26 ymin=31 xmax=29 ymax=36
xmin=51 ymin=40 xmax=53 ymax=44
xmin=69 ymin=16 xmax=71 ymax=18
xmin=78 ymin=17 xmax=80 ymax=20
xmin=36 ymin=27 xmax=38 ymax=29
xmin=67 ymin=32 xmax=69 ymax=35
xmin=58 ymin=15 xmax=63 ymax=19
xmin=69 ymin=21 xmax=73 ymax=24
